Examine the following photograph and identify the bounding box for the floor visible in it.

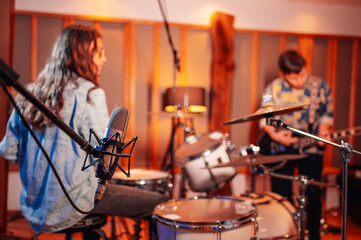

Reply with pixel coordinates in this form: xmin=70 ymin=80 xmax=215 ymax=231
xmin=4 ymin=208 xmax=361 ymax=240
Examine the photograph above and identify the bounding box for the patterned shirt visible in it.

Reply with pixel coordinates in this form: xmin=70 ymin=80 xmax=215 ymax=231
xmin=263 ymin=75 xmax=333 ymax=135
xmin=0 ymin=77 xmax=109 ymax=232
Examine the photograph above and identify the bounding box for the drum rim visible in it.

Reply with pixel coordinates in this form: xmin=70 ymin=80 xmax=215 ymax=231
xmin=153 ymin=196 xmax=257 ymax=230
xmin=111 ymin=177 xmax=169 ymax=185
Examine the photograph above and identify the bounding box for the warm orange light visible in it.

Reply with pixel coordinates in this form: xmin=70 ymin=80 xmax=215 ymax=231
xmin=163 ymin=86 xmax=207 ymax=113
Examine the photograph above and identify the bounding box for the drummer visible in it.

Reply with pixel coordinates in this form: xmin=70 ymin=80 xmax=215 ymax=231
xmin=260 ymin=50 xmax=333 ymax=240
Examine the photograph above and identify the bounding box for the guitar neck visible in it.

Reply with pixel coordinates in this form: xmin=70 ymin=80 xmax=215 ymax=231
xmin=299 ymin=126 xmax=361 ymax=146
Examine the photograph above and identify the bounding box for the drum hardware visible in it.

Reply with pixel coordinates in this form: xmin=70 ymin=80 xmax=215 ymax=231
xmin=175 ymin=131 xmax=237 ymax=194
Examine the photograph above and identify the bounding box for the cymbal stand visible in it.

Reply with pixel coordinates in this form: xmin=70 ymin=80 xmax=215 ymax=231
xmin=267 ymin=118 xmax=361 ymax=240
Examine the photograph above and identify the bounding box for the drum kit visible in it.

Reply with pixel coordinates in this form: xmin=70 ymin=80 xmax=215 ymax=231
xmin=111 ymin=104 xmax=359 ymax=240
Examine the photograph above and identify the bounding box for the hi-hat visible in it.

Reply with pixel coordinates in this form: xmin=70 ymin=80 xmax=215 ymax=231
xmin=222 ymin=104 xmax=307 ymax=125
xmin=205 ymin=154 xmax=307 ymax=169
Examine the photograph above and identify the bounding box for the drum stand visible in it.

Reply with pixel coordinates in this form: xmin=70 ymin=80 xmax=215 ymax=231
xmin=267 ymin=118 xmax=361 ymax=240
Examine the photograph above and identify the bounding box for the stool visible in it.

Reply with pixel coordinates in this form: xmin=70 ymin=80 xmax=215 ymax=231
xmin=32 ymin=214 xmax=108 ymax=240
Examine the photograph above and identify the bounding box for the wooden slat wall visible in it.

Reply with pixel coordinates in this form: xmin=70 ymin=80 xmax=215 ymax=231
xmin=30 ymin=15 xmax=37 ymax=82
xmin=349 ymin=40 xmax=358 ymax=149
xmin=324 ymin=38 xmax=339 ymax=169
xmin=123 ymin=22 xmax=137 ymax=168
xmin=249 ymin=33 xmax=259 ymax=145
xmin=0 ymin=0 xmax=14 ymax=237
xmin=6 ymin=11 xmax=361 ymax=172
xmin=150 ymin=24 xmax=161 ymax=169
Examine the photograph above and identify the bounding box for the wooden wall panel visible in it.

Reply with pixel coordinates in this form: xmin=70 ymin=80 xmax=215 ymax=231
xmin=150 ymin=24 xmax=161 ymax=169
xmin=348 ymin=40 xmax=358 ymax=160
xmin=100 ymin=22 xmax=125 ymax=113
xmin=37 ymin=17 xmax=62 ymax=73
xmin=285 ymin=35 xmax=298 ymax=51
xmin=123 ymin=22 xmax=137 ymax=168
xmin=324 ymin=38 xmax=338 ymax=168
xmin=0 ymin=0 xmax=14 ymax=236
xmin=135 ymin=24 xmax=154 ymax=168
xmin=353 ymin=40 xmax=361 ymax=164
xmin=298 ymin=36 xmax=314 ymax=74
xmin=30 ymin=15 xmax=37 ymax=82
xmin=6 ymin=10 xmax=361 ymax=177
xmin=13 ymin=15 xmax=30 ymax=88
xmin=231 ymin=33 xmax=252 ymax=147
xmin=249 ymin=33 xmax=259 ymax=145
xmin=186 ymin=28 xmax=210 ymax=136
xmin=209 ymin=12 xmax=235 ymax=133
xmin=313 ymin=38 xmax=328 ymax=79
xmin=335 ymin=40 xmax=353 ymax=130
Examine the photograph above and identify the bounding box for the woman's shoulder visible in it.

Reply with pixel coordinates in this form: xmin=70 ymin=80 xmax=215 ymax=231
xmin=65 ymin=77 xmax=104 ymax=97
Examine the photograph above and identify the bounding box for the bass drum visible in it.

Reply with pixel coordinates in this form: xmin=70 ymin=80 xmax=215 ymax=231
xmin=175 ymin=131 xmax=237 ymax=192
xmin=239 ymin=192 xmax=298 ymax=239
xmin=153 ymin=196 xmax=257 ymax=240
xmin=112 ymin=169 xmax=172 ymax=196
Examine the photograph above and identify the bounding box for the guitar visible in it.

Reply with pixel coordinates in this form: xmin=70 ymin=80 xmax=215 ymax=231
xmin=258 ymin=126 xmax=361 ymax=155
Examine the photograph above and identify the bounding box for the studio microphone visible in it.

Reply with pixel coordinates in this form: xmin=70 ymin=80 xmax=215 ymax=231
xmin=94 ymin=107 xmax=129 ymax=205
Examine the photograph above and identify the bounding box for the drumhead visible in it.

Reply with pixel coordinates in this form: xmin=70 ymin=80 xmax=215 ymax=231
xmin=175 ymin=132 xmax=224 ymax=161
xmin=154 ymin=196 xmax=256 ymax=230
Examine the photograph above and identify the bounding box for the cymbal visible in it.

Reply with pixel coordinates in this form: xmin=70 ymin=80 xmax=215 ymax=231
xmin=206 ymin=154 xmax=307 ymax=169
xmin=222 ymin=104 xmax=307 ymax=125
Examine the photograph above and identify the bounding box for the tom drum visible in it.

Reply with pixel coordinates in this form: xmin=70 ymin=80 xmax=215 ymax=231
xmin=175 ymin=131 xmax=237 ymax=192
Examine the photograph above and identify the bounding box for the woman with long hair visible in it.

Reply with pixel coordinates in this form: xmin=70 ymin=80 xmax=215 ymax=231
xmin=0 ymin=25 xmax=168 ymax=234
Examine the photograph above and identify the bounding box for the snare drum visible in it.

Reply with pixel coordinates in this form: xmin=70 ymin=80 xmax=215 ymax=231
xmin=112 ymin=169 xmax=171 ymax=196
xmin=153 ymin=196 xmax=257 ymax=240
xmin=239 ymin=192 xmax=298 ymax=239
xmin=175 ymin=131 xmax=237 ymax=192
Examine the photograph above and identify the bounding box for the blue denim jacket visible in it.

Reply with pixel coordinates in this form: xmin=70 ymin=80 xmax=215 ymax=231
xmin=0 ymin=77 xmax=109 ymax=232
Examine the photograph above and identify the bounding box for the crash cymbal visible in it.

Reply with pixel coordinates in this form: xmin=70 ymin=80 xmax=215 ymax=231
xmin=222 ymin=104 xmax=307 ymax=125
xmin=206 ymin=154 xmax=307 ymax=169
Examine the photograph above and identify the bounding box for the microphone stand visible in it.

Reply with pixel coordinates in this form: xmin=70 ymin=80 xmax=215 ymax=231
xmin=267 ymin=118 xmax=361 ymax=240
xmin=157 ymin=0 xmax=183 ymax=197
